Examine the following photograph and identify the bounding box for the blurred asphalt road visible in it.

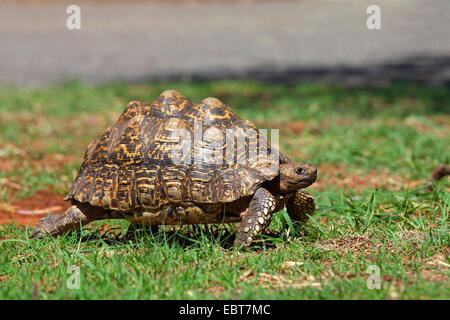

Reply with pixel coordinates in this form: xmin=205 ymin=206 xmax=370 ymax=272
xmin=1 ymin=0 xmax=449 ymax=86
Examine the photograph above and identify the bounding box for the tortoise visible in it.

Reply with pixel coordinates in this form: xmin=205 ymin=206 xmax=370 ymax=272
xmin=31 ymin=90 xmax=317 ymax=249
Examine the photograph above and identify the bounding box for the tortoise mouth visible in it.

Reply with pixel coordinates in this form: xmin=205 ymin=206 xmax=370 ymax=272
xmin=299 ymin=178 xmax=315 ymax=188
xmin=304 ymin=167 xmax=317 ymax=186
xmin=281 ymin=177 xmax=315 ymax=192
xmin=299 ymin=170 xmax=317 ymax=187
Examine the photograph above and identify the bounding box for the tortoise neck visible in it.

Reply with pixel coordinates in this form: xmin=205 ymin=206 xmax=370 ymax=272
xmin=263 ymin=176 xmax=292 ymax=195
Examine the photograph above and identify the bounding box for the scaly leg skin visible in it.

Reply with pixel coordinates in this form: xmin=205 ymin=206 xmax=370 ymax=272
xmin=30 ymin=201 xmax=103 ymax=239
xmin=233 ymin=188 xmax=276 ymax=250
xmin=286 ymin=189 xmax=315 ymax=224
xmin=125 ymin=223 xmax=159 ymax=241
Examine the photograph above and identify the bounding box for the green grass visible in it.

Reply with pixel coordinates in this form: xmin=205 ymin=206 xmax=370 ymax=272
xmin=0 ymin=81 xmax=449 ymax=299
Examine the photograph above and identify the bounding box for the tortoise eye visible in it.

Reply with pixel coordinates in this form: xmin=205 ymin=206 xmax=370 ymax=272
xmin=295 ymin=167 xmax=305 ymax=174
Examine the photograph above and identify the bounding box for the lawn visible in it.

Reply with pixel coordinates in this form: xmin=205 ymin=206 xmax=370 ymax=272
xmin=0 ymin=81 xmax=448 ymax=299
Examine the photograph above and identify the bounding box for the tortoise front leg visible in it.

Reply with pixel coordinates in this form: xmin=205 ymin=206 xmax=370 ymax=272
xmin=286 ymin=189 xmax=315 ymax=224
xmin=30 ymin=202 xmax=103 ymax=239
xmin=233 ymin=188 xmax=276 ymax=250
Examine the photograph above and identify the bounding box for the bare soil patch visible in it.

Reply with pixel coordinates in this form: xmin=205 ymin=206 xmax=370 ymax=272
xmin=311 ymin=164 xmax=426 ymax=191
xmin=0 ymin=190 xmax=69 ymax=226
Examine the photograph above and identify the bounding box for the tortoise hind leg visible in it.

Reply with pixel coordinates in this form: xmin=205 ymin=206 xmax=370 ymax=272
xmin=125 ymin=223 xmax=159 ymax=241
xmin=30 ymin=201 xmax=105 ymax=239
xmin=233 ymin=188 xmax=276 ymax=250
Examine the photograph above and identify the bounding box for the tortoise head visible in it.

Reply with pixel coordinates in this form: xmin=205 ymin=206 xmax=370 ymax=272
xmin=279 ymin=162 xmax=317 ymax=193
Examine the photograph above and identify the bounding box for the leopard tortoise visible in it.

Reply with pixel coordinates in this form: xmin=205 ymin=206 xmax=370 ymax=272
xmin=31 ymin=90 xmax=317 ymax=249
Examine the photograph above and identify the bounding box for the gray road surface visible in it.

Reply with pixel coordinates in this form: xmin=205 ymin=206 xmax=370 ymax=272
xmin=1 ymin=0 xmax=449 ymax=86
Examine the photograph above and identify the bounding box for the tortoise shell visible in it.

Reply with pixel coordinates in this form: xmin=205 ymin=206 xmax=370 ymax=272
xmin=65 ymin=90 xmax=282 ymax=212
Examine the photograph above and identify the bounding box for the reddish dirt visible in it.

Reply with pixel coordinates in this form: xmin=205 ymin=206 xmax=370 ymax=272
xmin=0 ymin=190 xmax=69 ymax=227
xmin=254 ymin=120 xmax=323 ymax=136
xmin=310 ymin=164 xmax=425 ymax=191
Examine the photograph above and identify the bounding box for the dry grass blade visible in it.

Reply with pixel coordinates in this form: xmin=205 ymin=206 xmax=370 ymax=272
xmin=237 ymin=266 xmax=257 ymax=283
xmin=16 ymin=206 xmax=63 ymax=215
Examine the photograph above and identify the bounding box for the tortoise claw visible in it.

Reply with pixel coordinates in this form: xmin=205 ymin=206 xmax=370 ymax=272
xmin=29 ymin=229 xmax=45 ymax=239
xmin=29 ymin=217 xmax=54 ymax=239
